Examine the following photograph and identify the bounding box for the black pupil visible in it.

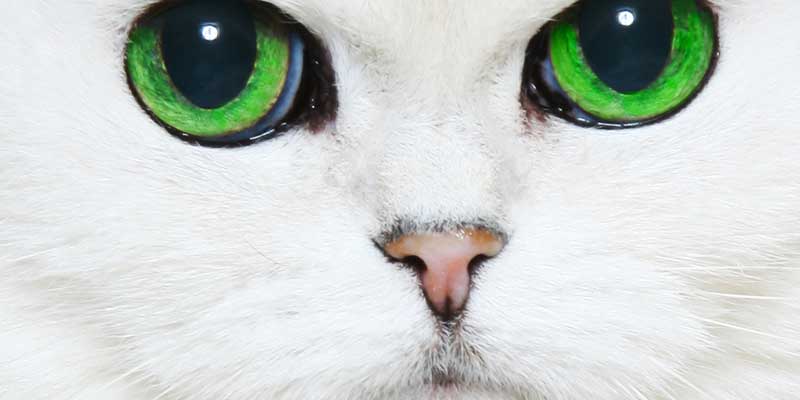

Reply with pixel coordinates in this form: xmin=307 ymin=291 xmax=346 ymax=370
xmin=161 ymin=0 xmax=257 ymax=109
xmin=578 ymin=0 xmax=674 ymax=93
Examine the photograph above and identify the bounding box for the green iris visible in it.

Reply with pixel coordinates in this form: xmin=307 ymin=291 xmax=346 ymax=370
xmin=549 ymin=0 xmax=716 ymax=122
xmin=125 ymin=5 xmax=298 ymax=140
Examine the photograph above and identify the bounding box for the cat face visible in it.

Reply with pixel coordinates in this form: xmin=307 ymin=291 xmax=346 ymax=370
xmin=1 ymin=0 xmax=799 ymax=399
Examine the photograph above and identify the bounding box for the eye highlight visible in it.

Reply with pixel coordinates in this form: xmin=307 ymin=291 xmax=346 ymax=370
xmin=125 ymin=0 xmax=334 ymax=145
xmin=524 ymin=0 xmax=718 ymax=128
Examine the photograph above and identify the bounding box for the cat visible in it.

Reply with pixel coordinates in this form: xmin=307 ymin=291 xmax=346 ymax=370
xmin=1 ymin=0 xmax=799 ymax=399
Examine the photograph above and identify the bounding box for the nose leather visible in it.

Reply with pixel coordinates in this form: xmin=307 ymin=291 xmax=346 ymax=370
xmin=384 ymin=228 xmax=504 ymax=319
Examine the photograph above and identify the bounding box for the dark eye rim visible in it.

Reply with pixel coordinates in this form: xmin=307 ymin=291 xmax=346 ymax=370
xmin=521 ymin=0 xmax=720 ymax=130
xmin=124 ymin=0 xmax=338 ymax=148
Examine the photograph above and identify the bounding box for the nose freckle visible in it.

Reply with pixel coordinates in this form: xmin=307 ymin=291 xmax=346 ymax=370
xmin=382 ymin=227 xmax=505 ymax=321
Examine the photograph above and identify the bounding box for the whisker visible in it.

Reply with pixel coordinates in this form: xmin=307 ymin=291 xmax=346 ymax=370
xmin=8 ymin=247 xmax=62 ymax=263
xmin=661 ymin=367 xmax=705 ymax=398
xmin=690 ymin=316 xmax=800 ymax=351
xmin=661 ymin=266 xmax=797 ymax=272
xmin=696 ymin=291 xmax=793 ymax=301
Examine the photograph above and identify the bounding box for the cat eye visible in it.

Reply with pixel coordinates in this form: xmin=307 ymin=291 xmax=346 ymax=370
xmin=125 ymin=0 xmax=334 ymax=145
xmin=523 ymin=0 xmax=718 ymax=128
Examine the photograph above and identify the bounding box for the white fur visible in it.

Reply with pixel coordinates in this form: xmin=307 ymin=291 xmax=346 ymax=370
xmin=1 ymin=0 xmax=799 ymax=399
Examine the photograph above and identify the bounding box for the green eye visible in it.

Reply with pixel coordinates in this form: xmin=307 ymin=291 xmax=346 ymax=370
xmin=125 ymin=0 xmax=312 ymax=145
xmin=524 ymin=0 xmax=718 ymax=128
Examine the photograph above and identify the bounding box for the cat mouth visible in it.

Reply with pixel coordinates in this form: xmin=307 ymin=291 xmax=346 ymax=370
xmin=418 ymin=321 xmax=486 ymax=389
xmin=427 ymin=371 xmax=466 ymax=390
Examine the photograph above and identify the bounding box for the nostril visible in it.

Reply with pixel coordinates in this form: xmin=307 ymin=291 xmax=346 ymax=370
xmin=400 ymin=255 xmax=427 ymax=274
xmin=400 ymin=254 xmax=491 ymax=277
xmin=467 ymin=254 xmax=491 ymax=277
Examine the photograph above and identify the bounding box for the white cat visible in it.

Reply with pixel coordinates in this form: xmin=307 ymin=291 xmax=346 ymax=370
xmin=1 ymin=0 xmax=799 ymax=399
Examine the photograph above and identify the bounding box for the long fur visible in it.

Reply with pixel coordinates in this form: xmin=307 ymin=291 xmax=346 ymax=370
xmin=1 ymin=0 xmax=799 ymax=399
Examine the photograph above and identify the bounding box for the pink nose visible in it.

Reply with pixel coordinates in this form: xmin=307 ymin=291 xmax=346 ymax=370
xmin=384 ymin=228 xmax=505 ymax=319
